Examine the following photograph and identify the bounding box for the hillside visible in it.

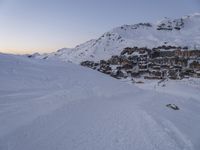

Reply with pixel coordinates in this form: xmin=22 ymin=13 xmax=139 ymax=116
xmin=34 ymin=13 xmax=200 ymax=63
xmin=0 ymin=53 xmax=200 ymax=150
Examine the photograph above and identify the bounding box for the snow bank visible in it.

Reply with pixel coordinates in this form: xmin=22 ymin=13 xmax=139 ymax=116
xmin=0 ymin=54 xmax=200 ymax=150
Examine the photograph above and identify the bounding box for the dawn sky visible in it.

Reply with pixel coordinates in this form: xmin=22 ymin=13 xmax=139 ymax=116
xmin=0 ymin=0 xmax=199 ymax=54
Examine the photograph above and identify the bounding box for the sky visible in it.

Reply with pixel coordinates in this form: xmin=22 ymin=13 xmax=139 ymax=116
xmin=0 ymin=0 xmax=199 ymax=54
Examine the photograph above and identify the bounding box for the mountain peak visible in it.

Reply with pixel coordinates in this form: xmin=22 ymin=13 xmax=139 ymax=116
xmin=36 ymin=13 xmax=200 ymax=63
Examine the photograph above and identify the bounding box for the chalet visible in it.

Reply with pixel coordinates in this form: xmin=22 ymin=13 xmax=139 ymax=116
xmin=152 ymin=65 xmax=161 ymax=70
xmin=196 ymin=70 xmax=200 ymax=77
xmin=175 ymin=50 xmax=190 ymax=58
xmin=80 ymin=46 xmax=200 ymax=80
xmin=189 ymin=61 xmax=200 ymax=69
xmin=175 ymin=50 xmax=200 ymax=58
xmin=159 ymin=51 xmax=175 ymax=57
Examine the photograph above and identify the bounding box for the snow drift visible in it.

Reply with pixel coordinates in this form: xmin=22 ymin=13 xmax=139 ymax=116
xmin=0 ymin=53 xmax=200 ymax=150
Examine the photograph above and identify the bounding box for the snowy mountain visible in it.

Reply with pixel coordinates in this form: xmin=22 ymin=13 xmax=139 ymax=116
xmin=1 ymin=53 xmax=200 ymax=150
xmin=35 ymin=13 xmax=200 ymax=63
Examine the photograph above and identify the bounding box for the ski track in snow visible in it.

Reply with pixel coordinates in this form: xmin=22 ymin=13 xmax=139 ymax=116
xmin=0 ymin=53 xmax=200 ymax=150
xmin=0 ymin=96 xmax=193 ymax=150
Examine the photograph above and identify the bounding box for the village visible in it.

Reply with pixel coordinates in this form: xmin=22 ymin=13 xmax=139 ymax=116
xmin=81 ymin=45 xmax=200 ymax=80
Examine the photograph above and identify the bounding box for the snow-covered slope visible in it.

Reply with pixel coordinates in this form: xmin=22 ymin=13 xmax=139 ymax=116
xmin=0 ymin=53 xmax=200 ymax=150
xmin=37 ymin=13 xmax=200 ymax=63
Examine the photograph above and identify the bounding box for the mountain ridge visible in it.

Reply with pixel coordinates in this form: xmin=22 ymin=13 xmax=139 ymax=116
xmin=33 ymin=13 xmax=200 ymax=63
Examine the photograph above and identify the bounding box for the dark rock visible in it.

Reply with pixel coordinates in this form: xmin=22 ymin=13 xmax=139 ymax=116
xmin=43 ymin=56 xmax=48 ymax=59
xmin=121 ymin=47 xmax=135 ymax=55
xmin=80 ymin=61 xmax=99 ymax=69
xmin=166 ymin=104 xmax=180 ymax=110
xmin=100 ymin=60 xmax=109 ymax=65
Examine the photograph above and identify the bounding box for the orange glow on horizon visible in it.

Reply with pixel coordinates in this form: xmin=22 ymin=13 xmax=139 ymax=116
xmin=0 ymin=48 xmax=61 ymax=55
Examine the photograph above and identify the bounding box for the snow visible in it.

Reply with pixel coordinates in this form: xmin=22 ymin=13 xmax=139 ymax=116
xmin=35 ymin=13 xmax=200 ymax=63
xmin=0 ymin=53 xmax=200 ymax=150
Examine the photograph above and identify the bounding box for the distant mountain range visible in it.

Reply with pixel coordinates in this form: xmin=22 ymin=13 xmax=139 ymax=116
xmin=32 ymin=13 xmax=200 ymax=63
